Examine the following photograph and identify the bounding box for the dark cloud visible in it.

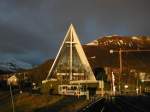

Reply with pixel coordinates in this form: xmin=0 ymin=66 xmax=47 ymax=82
xmin=0 ymin=0 xmax=150 ymax=64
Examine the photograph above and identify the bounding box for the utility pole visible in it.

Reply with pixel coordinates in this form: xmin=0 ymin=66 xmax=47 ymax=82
xmin=119 ymin=48 xmax=122 ymax=94
xmin=8 ymin=75 xmax=16 ymax=112
xmin=9 ymin=84 xmax=15 ymax=112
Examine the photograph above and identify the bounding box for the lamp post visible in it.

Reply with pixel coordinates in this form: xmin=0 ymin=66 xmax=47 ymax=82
xmin=7 ymin=75 xmax=17 ymax=112
xmin=110 ymin=48 xmax=122 ymax=94
xmin=9 ymin=84 xmax=15 ymax=112
xmin=119 ymin=48 xmax=122 ymax=94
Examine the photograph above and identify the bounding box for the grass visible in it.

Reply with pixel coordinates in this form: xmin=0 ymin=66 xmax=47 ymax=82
xmin=0 ymin=92 xmax=64 ymax=112
xmin=0 ymin=91 xmax=91 ymax=112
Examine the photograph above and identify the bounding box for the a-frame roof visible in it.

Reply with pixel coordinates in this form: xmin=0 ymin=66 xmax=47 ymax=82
xmin=46 ymin=24 xmax=96 ymax=81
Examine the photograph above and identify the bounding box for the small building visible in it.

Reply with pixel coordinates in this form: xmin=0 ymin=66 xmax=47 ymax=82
xmin=7 ymin=75 xmax=18 ymax=86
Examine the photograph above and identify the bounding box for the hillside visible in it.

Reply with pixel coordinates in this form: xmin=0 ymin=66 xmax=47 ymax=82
xmin=1 ymin=36 xmax=150 ymax=83
xmin=26 ymin=36 xmax=150 ymax=82
xmin=23 ymin=59 xmax=54 ymax=83
xmin=84 ymin=35 xmax=150 ymax=72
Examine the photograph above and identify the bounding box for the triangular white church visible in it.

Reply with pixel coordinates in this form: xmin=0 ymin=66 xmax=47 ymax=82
xmin=41 ymin=24 xmax=104 ymax=95
xmin=45 ymin=24 xmax=96 ymax=84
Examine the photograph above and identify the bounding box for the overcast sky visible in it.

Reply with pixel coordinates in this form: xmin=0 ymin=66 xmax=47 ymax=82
xmin=0 ymin=0 xmax=150 ymax=65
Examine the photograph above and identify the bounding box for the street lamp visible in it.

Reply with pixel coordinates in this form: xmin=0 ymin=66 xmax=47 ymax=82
xmin=9 ymin=84 xmax=15 ymax=112
xmin=7 ymin=75 xmax=17 ymax=112
xmin=124 ymin=84 xmax=128 ymax=89
xmin=110 ymin=48 xmax=122 ymax=94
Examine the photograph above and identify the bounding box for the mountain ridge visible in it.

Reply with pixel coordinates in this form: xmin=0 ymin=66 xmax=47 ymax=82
xmin=0 ymin=58 xmax=32 ymax=74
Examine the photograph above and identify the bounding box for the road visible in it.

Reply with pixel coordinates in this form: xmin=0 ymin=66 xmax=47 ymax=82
xmin=80 ymin=95 xmax=150 ymax=112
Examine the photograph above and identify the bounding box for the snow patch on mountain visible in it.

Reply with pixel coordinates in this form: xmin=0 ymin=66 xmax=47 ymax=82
xmin=132 ymin=36 xmax=140 ymax=40
xmin=86 ymin=40 xmax=99 ymax=46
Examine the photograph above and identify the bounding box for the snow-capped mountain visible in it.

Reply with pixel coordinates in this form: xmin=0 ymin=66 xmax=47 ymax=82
xmin=0 ymin=58 xmax=32 ymax=73
xmin=86 ymin=35 xmax=150 ymax=49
